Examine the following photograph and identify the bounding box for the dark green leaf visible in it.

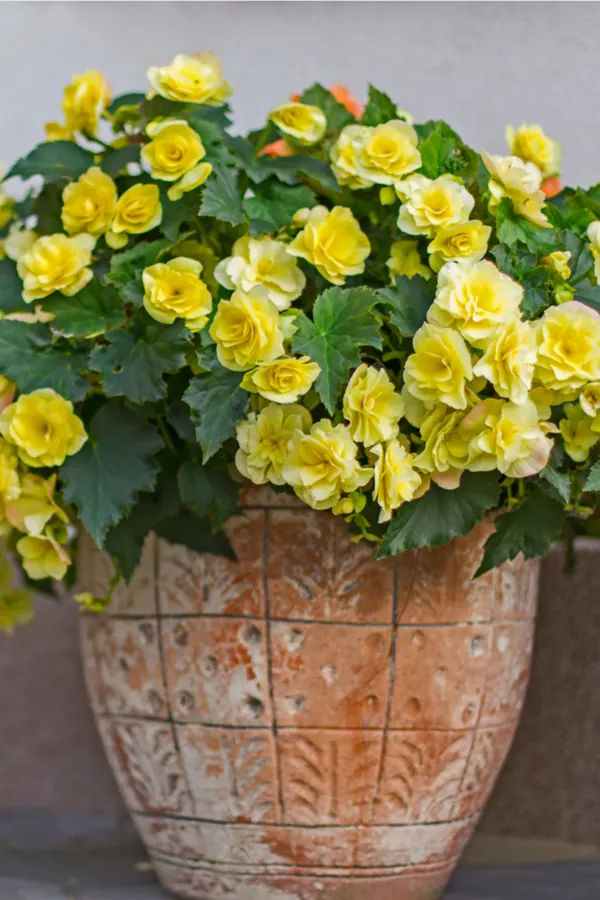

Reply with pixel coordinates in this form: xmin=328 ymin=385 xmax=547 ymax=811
xmin=378 ymin=275 xmax=434 ymax=336
xmin=48 ymin=281 xmax=125 ymax=337
xmin=475 ymin=487 xmax=564 ymax=576
xmin=584 ymin=459 xmax=600 ymax=492
xmin=167 ymin=398 xmax=196 ymax=441
xmin=198 ymin=163 xmax=244 ymax=226
xmin=244 ymin=181 xmax=316 ymax=233
xmin=540 ymin=462 xmax=571 ymax=504
xmin=5 ymin=141 xmax=95 ymax=183
xmin=61 ymin=403 xmax=163 ymax=546
xmin=101 ymin=145 xmax=141 ymax=177
xmin=104 ymin=497 xmax=160 ymax=582
xmin=0 ymin=259 xmax=27 ymax=313
xmin=107 ymin=93 xmax=146 ymax=115
xmin=564 ymin=231 xmax=594 ymax=283
xmin=300 ymin=83 xmax=354 ymax=133
xmin=377 ymin=472 xmax=502 ymax=558
xmin=0 ymin=321 xmax=88 ymax=401
xmin=90 ymin=321 xmax=189 ymax=403
xmin=418 ymin=122 xmax=459 ymax=179
xmin=33 ymin=183 xmax=64 ymax=234
xmin=496 ymin=197 xmax=555 ymax=254
xmin=156 ymin=511 xmax=235 ymax=559
xmin=107 ymin=239 xmax=170 ymax=304
xmin=160 ymin=192 xmax=200 ymax=241
xmin=292 ymin=286 xmax=382 ymax=413
xmin=521 ymin=267 xmax=550 ymax=319
xmin=360 ymin=85 xmax=398 ymax=127
xmin=178 ymin=458 xmax=241 ymax=528
xmin=188 ymin=117 xmax=234 ymax=165
xmin=183 ymin=351 xmax=249 ymax=461
xmin=574 ymin=282 xmax=600 ymax=314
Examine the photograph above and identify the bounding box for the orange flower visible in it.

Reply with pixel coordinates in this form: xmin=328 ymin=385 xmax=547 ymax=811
xmin=258 ymin=139 xmax=292 ymax=159
xmin=542 ymin=176 xmax=562 ymax=199
xmin=330 ymin=84 xmax=363 ymax=118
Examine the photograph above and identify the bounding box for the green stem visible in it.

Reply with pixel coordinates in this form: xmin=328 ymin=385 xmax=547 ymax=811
xmin=157 ymin=417 xmax=176 ymax=454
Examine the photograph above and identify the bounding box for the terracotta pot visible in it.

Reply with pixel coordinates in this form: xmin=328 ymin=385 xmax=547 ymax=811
xmin=79 ymin=487 xmax=539 ymax=900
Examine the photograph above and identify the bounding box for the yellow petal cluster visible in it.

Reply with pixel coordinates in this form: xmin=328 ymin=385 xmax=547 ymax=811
xmin=5 ymin=473 xmax=68 ymax=537
xmin=559 ymin=403 xmax=600 ymax=462
xmin=428 ymin=220 xmax=491 ymax=266
xmin=541 ymin=250 xmax=571 ymax=280
xmin=404 ymin=322 xmax=473 ymax=411
xmin=534 ymin=302 xmax=600 ymax=392
xmin=482 ymin=152 xmax=549 ymax=227
xmin=62 ymin=69 xmax=111 ymax=136
xmin=269 ymin=103 xmax=326 ymax=146
xmin=241 ymin=356 xmax=320 ymax=404
xmin=580 ymin=382 xmax=600 ymax=418
xmin=141 ymin=118 xmax=206 ymax=182
xmin=210 ymin=287 xmax=285 ymax=371
xmin=329 ymin=125 xmax=372 ymax=190
xmin=473 ymin=319 xmax=537 ymax=404
xmin=110 ymin=184 xmax=162 ymax=237
xmin=414 ymin=405 xmax=472 ymax=490
xmin=587 ymin=221 xmax=600 ymax=281
xmin=215 ymin=236 xmax=306 ymax=310
xmin=353 ymin=120 xmax=421 ymax=185
xmin=397 ymin=174 xmax=475 ymax=237
xmin=3 ymin=225 xmax=37 ymax=262
xmin=281 ymin=420 xmax=373 ymax=510
xmin=287 ymin=206 xmax=370 ymax=285
xmin=235 ymin=403 xmax=312 ymax=485
xmin=343 ymin=363 xmax=404 ymax=447
xmin=61 ymin=167 xmax=117 ymax=237
xmin=0 ymin=169 xmax=14 ymax=230
xmin=372 ymin=439 xmax=422 ymax=522
xmin=143 ymin=257 xmax=213 ymax=331
xmin=0 ymin=440 xmax=20 ymax=503
xmin=463 ymin=398 xmax=554 ymax=478
xmin=147 ymin=52 xmax=231 ymax=105
xmin=17 ymin=233 xmax=95 ymax=303
xmin=386 ymin=239 xmax=432 ymax=281
xmin=167 ymin=162 xmax=213 ymax=202
xmin=17 ymin=533 xmax=70 ymax=581
xmin=506 ymin=124 xmax=561 ymax=178
xmin=0 ymin=389 xmax=87 ymax=468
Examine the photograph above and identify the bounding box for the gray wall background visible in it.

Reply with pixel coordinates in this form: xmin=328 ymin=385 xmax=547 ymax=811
xmin=1 ymin=1 xmax=600 ymax=188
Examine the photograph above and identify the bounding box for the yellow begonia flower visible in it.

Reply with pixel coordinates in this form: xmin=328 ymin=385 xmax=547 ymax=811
xmin=0 ymin=439 xmax=20 ymax=503
xmin=559 ymin=403 xmax=600 ymax=462
xmin=330 ymin=125 xmax=372 ymax=190
xmin=236 ymin=403 xmax=312 ymax=486
xmin=215 ymin=236 xmax=306 ymax=311
xmin=142 ymin=257 xmax=212 ymax=332
xmin=473 ymin=319 xmax=537 ymax=405
xmin=241 ymin=356 xmax=320 ymax=404
xmin=5 ymin=473 xmax=68 ymax=537
xmin=3 ymin=225 xmax=37 ymax=262
xmin=541 ymin=251 xmax=571 ymax=281
xmin=0 ymin=553 xmax=34 ymax=634
xmin=372 ymin=439 xmax=423 ymax=522
xmin=17 ymin=233 xmax=95 ymax=303
xmin=396 ymin=174 xmax=475 ymax=238
xmin=141 ymin=119 xmax=206 ymax=182
xmin=0 ymin=169 xmax=14 ymax=230
xmin=414 ymin=405 xmax=472 ymax=490
xmin=506 ymin=124 xmax=561 ymax=178
xmin=353 ymin=120 xmax=421 ymax=185
xmin=287 ymin=205 xmax=370 ymax=285
xmin=0 ymin=377 xmax=15 ymax=413
xmin=282 ymin=419 xmax=373 ymax=511
xmin=404 ymin=322 xmax=473 ymax=411
xmin=0 ymin=389 xmax=87 ymax=468
xmin=61 ymin=167 xmax=117 ymax=237
xmin=210 ymin=287 xmax=285 ymax=371
xmin=147 ymin=52 xmax=231 ymax=105
xmin=17 ymin=531 xmax=70 ymax=582
xmin=269 ymin=103 xmax=327 ymax=146
xmin=427 ymin=220 xmax=491 ymax=264
xmin=111 ymin=183 xmax=162 ymax=237
xmin=428 ymin=259 xmax=523 ymax=348
xmin=167 ymin=162 xmax=213 ymax=202
xmin=462 ymin=398 xmax=555 ymax=478
xmin=343 ymin=363 xmax=404 ymax=447
xmin=62 ymin=69 xmax=111 ymax=136
xmin=386 ymin=239 xmax=432 ymax=281
xmin=534 ymin=301 xmax=600 ymax=392
xmin=44 ymin=121 xmax=73 ymax=142
xmin=587 ymin=221 xmax=600 ymax=280
xmin=580 ymin=382 xmax=600 ymax=418
xmin=482 ymin=152 xmax=549 ymax=227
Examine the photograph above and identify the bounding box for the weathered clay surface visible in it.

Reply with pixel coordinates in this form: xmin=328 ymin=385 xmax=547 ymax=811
xmin=78 ymin=489 xmax=539 ymax=900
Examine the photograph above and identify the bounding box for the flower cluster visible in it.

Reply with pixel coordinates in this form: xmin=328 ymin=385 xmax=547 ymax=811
xmin=1 ymin=50 xmax=600 ymax=631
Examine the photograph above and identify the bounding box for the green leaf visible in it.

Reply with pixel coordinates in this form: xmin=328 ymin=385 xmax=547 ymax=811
xmin=178 ymin=458 xmax=241 ymax=529
xmin=61 ymin=403 xmax=163 ymax=546
xmin=155 ymin=511 xmax=236 ymax=560
xmin=107 ymin=239 xmax=170 ymax=304
xmin=496 ymin=197 xmax=555 ymax=254
xmin=540 ymin=462 xmax=571 ymax=504
xmin=418 ymin=122 xmax=463 ymax=179
xmin=300 ymin=84 xmax=354 ymax=133
xmin=292 ymin=286 xmax=382 ymax=414
xmin=360 ymin=85 xmax=398 ymax=127
xmin=48 ymin=281 xmax=125 ymax=337
xmin=564 ymin=231 xmax=594 ymax=283
xmin=33 ymin=183 xmax=64 ymax=235
xmin=378 ymin=275 xmax=434 ymax=336
xmin=475 ymin=487 xmax=564 ymax=576
xmin=0 ymin=321 xmax=88 ymax=401
xmin=160 ymin=191 xmax=201 ymax=241
xmin=107 ymin=92 xmax=146 ymax=115
xmin=101 ymin=145 xmax=141 ymax=177
xmin=0 ymin=259 xmax=28 ymax=313
xmin=5 ymin=141 xmax=95 ymax=183
xmin=104 ymin=497 xmax=160 ymax=582
xmin=198 ymin=163 xmax=244 ymax=226
xmin=521 ymin=267 xmax=550 ymax=319
xmin=584 ymin=459 xmax=600 ymax=491
xmin=244 ymin=182 xmax=316 ymax=234
xmin=377 ymin=472 xmax=502 ymax=558
xmin=183 ymin=351 xmax=249 ymax=462
xmin=90 ymin=321 xmax=189 ymax=404
xmin=574 ymin=281 xmax=600 ymax=314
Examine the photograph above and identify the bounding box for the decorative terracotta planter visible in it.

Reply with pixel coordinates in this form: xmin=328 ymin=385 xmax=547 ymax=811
xmin=79 ymin=487 xmax=539 ymax=900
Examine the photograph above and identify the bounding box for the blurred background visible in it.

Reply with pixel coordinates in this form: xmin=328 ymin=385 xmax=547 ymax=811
xmin=3 ymin=0 xmax=600 ymax=872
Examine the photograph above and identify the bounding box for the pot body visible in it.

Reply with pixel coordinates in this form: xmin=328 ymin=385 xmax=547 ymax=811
xmin=79 ymin=487 xmax=539 ymax=900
